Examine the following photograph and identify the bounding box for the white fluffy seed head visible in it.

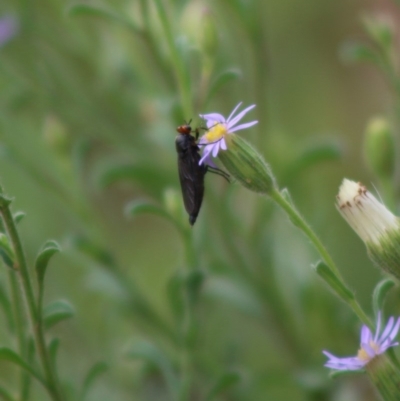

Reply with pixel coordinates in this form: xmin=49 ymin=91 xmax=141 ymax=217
xmin=336 ymin=179 xmax=399 ymax=244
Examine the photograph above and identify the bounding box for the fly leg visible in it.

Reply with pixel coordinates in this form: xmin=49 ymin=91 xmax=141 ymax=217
xmin=206 ymin=165 xmax=230 ymax=182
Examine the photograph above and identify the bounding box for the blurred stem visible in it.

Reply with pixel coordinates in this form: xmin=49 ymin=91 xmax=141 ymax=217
xmin=0 ymin=196 xmax=65 ymax=401
xmin=8 ymin=271 xmax=31 ymax=401
xmin=152 ymin=0 xmax=193 ymax=118
xmin=270 ymin=188 xmax=372 ymax=327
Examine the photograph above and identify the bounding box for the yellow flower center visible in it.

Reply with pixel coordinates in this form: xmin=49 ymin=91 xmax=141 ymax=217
xmin=357 ymin=341 xmax=379 ymax=361
xmin=204 ymin=123 xmax=227 ymax=142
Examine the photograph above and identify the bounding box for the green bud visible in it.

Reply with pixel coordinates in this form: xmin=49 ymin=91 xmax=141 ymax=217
xmin=218 ymin=134 xmax=276 ymax=195
xmin=364 ymin=117 xmax=395 ymax=179
xmin=365 ymin=354 xmax=400 ymax=401
xmin=43 ymin=115 xmax=69 ymax=155
xmin=163 ymin=188 xmax=182 ymax=218
xmin=368 ymin=229 xmax=400 ymax=280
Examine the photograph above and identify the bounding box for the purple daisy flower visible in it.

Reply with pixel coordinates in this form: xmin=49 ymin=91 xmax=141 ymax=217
xmin=323 ymin=312 xmax=400 ymax=371
xmin=198 ymin=102 xmax=258 ymax=165
xmin=0 ymin=16 xmax=18 ymax=47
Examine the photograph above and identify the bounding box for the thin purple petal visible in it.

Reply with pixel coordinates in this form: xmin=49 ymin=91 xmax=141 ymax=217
xmin=323 ymin=351 xmax=365 ymax=371
xmin=0 ymin=16 xmax=18 ymax=46
xmin=212 ymin=141 xmax=220 ymax=157
xmin=379 ymin=316 xmax=394 ymax=344
xmin=374 ymin=312 xmax=382 ymax=342
xmin=226 ymin=102 xmax=243 ymax=123
xmin=361 ymin=343 xmax=376 ymax=358
xmin=199 ymin=144 xmax=213 ymax=165
xmin=204 ymin=157 xmax=217 ymax=168
xmin=227 ymin=104 xmax=256 ymax=130
xmin=220 ymin=137 xmax=227 ymax=150
xmin=229 ymin=120 xmax=258 ymax=133
xmin=388 ymin=317 xmax=400 ymax=342
xmin=200 ymin=113 xmax=226 ymax=126
xmin=361 ymin=325 xmax=372 ymax=344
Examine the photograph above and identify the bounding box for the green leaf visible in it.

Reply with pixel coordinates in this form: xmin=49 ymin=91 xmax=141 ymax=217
xmin=70 ymin=235 xmax=116 ymax=268
xmin=329 ymin=369 xmax=363 ymax=379
xmin=80 ymin=361 xmax=108 ymax=401
xmin=313 ymin=261 xmax=355 ymax=304
xmin=0 ymin=384 xmax=16 ymax=401
xmin=96 ymin=163 xmax=170 ymax=198
xmin=0 ymin=233 xmax=15 ymax=269
xmin=35 ymin=240 xmax=61 ymax=286
xmin=186 ymin=269 xmax=206 ymax=305
xmin=48 ymin=338 xmax=60 ymax=371
xmin=284 ymin=142 xmax=341 ymax=183
xmin=206 ymin=69 xmax=241 ymax=105
xmin=340 ymin=41 xmax=381 ymax=65
xmin=204 ymin=276 xmax=263 ymax=317
xmin=373 ymin=278 xmax=395 ymax=316
xmin=206 ymin=372 xmax=240 ymax=401
xmin=125 ymin=201 xmax=178 ymax=227
xmin=67 ymin=4 xmax=140 ymax=33
xmin=0 ymin=347 xmax=44 ymax=384
xmin=13 ymin=211 xmax=25 ymax=224
xmin=127 ymin=341 xmax=179 ymax=398
xmin=43 ymin=300 xmax=75 ymax=330
xmin=166 ymin=271 xmax=185 ymax=320
xmin=0 ymin=281 xmax=13 ymax=330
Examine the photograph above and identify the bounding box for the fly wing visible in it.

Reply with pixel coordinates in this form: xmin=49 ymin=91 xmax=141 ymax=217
xmin=178 ymin=149 xmax=206 ymax=217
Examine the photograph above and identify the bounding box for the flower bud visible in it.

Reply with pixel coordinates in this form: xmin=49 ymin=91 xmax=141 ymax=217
xmin=364 ymin=117 xmax=395 ymax=179
xmin=365 ymin=354 xmax=400 ymax=401
xmin=337 ymin=179 xmax=400 ymax=279
xmin=218 ymin=134 xmax=276 ymax=195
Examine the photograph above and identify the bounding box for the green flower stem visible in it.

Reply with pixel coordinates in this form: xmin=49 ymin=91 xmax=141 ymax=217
xmin=0 ymin=196 xmax=65 ymax=401
xmin=8 ymin=271 xmax=31 ymax=401
xmin=152 ymin=0 xmax=193 ymax=118
xmin=270 ymin=188 xmax=372 ymax=327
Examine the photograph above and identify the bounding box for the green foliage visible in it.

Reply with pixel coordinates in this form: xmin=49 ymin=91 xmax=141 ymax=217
xmin=0 ymin=0 xmax=400 ymax=400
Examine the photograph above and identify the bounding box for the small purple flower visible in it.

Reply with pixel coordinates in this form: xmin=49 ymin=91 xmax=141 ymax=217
xmin=0 ymin=16 xmax=18 ymax=47
xmin=323 ymin=312 xmax=400 ymax=371
xmin=198 ymin=102 xmax=258 ymax=165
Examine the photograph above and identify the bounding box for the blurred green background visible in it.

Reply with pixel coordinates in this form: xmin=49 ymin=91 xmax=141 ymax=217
xmin=0 ymin=0 xmax=398 ymax=400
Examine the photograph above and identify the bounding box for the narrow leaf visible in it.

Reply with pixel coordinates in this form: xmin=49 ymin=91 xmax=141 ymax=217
xmin=70 ymin=235 xmax=115 ymax=268
xmin=313 ymin=261 xmax=355 ymax=303
xmin=206 ymin=69 xmax=241 ymax=105
xmin=284 ymin=142 xmax=341 ymax=184
xmin=330 ymin=369 xmax=363 ymax=379
xmin=373 ymin=278 xmax=395 ymax=316
xmin=48 ymin=338 xmax=60 ymax=371
xmin=0 ymin=384 xmax=16 ymax=401
xmin=97 ymin=163 xmax=169 ymax=198
xmin=35 ymin=240 xmax=61 ymax=286
xmin=125 ymin=201 xmax=177 ymax=226
xmin=13 ymin=211 xmax=25 ymax=224
xmin=127 ymin=341 xmax=179 ymax=398
xmin=43 ymin=300 xmax=75 ymax=330
xmin=80 ymin=361 xmax=108 ymax=401
xmin=0 ymin=348 xmax=44 ymax=383
xmin=206 ymin=372 xmax=240 ymax=401
xmin=167 ymin=272 xmax=185 ymax=320
xmin=67 ymin=4 xmax=140 ymax=33
xmin=340 ymin=41 xmax=381 ymax=65
xmin=0 ymin=233 xmax=15 ymax=269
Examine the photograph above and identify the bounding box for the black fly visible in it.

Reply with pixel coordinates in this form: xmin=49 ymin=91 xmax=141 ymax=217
xmin=176 ymin=121 xmax=229 ymax=226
